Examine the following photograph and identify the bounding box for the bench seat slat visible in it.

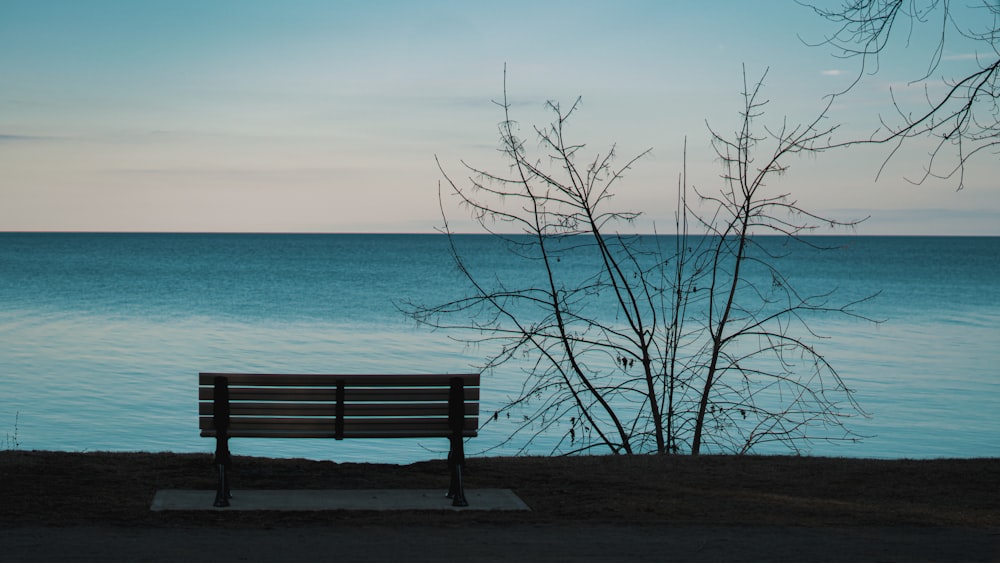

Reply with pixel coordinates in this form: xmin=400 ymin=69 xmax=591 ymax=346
xmin=199 ymin=373 xmax=480 ymax=387
xmin=199 ymin=402 xmax=479 ymax=417
xmin=202 ymin=429 xmax=478 ymax=439
xmin=198 ymin=387 xmax=480 ymax=402
xmin=200 ymin=417 xmax=478 ymax=431
xmin=200 ymin=422 xmax=478 ymax=439
xmin=338 ymin=429 xmax=477 ymax=438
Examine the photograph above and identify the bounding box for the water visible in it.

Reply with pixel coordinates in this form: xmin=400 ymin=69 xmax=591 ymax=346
xmin=0 ymin=233 xmax=997 ymax=462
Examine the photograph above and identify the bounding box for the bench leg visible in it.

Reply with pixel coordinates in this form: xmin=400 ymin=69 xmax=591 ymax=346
xmin=446 ymin=435 xmax=468 ymax=507
xmin=212 ymin=377 xmax=233 ymax=508
xmin=447 ymin=462 xmax=468 ymax=507
xmin=214 ymin=463 xmax=231 ymax=507
xmin=213 ymin=434 xmax=232 ymax=508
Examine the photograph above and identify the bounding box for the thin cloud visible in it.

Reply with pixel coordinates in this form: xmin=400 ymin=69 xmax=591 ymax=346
xmin=821 ymin=69 xmax=846 ymax=77
xmin=0 ymin=133 xmax=51 ymax=143
xmin=103 ymin=166 xmax=371 ymax=177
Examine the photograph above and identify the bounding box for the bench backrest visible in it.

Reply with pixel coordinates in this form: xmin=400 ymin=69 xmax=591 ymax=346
xmin=199 ymin=373 xmax=479 ymax=439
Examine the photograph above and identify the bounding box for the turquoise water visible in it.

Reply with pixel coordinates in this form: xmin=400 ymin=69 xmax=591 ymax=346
xmin=1 ymin=233 xmax=997 ymax=461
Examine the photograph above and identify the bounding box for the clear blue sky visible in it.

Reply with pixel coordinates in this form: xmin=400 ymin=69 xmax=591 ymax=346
xmin=2 ymin=0 xmax=997 ymax=234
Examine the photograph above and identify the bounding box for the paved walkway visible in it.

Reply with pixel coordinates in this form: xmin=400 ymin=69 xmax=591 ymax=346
xmin=151 ymin=488 xmax=530 ymax=511
xmin=3 ymin=525 xmax=998 ymax=562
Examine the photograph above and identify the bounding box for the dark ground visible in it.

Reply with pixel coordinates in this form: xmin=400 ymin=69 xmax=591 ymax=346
xmin=1 ymin=451 xmax=998 ymax=561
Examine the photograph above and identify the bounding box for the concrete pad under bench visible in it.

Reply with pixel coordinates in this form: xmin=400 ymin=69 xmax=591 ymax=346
xmin=151 ymin=489 xmax=530 ymax=512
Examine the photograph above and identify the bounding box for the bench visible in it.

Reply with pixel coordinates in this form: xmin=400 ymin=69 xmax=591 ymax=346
xmin=198 ymin=372 xmax=480 ymax=507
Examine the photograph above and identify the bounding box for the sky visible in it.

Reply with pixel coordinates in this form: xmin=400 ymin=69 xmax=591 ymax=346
xmin=2 ymin=0 xmax=998 ymax=234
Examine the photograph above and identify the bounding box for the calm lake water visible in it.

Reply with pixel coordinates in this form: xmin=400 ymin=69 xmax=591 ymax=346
xmin=0 ymin=233 xmax=997 ymax=462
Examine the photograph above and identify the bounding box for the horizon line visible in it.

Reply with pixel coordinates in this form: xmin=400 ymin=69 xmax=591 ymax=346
xmin=2 ymin=230 xmax=998 ymax=238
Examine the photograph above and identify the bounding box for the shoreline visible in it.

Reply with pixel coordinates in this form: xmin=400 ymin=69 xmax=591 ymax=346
xmin=2 ymin=450 xmax=997 ymax=529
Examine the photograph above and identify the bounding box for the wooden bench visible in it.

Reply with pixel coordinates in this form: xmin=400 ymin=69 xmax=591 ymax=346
xmin=198 ymin=372 xmax=480 ymax=507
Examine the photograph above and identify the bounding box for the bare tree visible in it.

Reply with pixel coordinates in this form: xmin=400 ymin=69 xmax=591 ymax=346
xmin=803 ymin=0 xmax=1000 ymax=188
xmin=687 ymin=67 xmax=875 ymax=454
xmin=405 ymin=67 xmax=876 ymax=456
